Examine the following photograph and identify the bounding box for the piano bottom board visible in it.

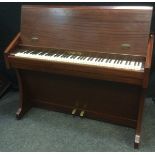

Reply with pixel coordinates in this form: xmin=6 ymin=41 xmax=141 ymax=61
xmin=19 ymin=69 xmax=141 ymax=128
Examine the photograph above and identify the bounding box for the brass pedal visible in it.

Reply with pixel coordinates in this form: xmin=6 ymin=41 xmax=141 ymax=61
xmin=72 ymin=108 xmax=77 ymax=115
xmin=80 ymin=110 xmax=85 ymax=117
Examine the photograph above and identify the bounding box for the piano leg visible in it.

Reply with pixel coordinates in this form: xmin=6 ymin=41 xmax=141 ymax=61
xmin=16 ymin=70 xmax=32 ymax=120
xmin=134 ymin=89 xmax=146 ymax=149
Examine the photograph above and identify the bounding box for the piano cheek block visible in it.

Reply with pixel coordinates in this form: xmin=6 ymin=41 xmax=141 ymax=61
xmin=4 ymin=5 xmax=154 ymax=149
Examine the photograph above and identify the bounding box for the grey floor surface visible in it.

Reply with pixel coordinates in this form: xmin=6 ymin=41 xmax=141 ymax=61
xmin=0 ymin=91 xmax=155 ymax=152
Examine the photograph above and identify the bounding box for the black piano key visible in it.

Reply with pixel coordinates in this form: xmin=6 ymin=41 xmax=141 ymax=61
xmin=77 ymin=56 xmax=82 ymax=59
xmin=101 ymin=58 xmax=104 ymax=62
xmin=81 ymin=56 xmax=84 ymax=60
xmin=129 ymin=61 xmax=131 ymax=65
xmin=44 ymin=53 xmax=49 ymax=56
xmin=50 ymin=53 xmax=57 ymax=56
xmin=66 ymin=53 xmax=70 ymax=57
xmin=31 ymin=51 xmax=38 ymax=55
xmin=125 ymin=60 xmax=128 ymax=65
xmin=23 ymin=51 xmax=29 ymax=54
xmin=61 ymin=54 xmax=66 ymax=57
xmin=54 ymin=53 xmax=60 ymax=57
xmin=37 ymin=52 xmax=42 ymax=55
xmin=64 ymin=55 xmax=69 ymax=58
xmin=83 ymin=56 xmax=86 ymax=59
xmin=29 ymin=51 xmax=34 ymax=54
xmin=58 ymin=54 xmax=66 ymax=58
xmin=114 ymin=59 xmax=117 ymax=63
xmin=80 ymin=56 xmax=84 ymax=60
xmin=95 ymin=58 xmax=97 ymax=61
xmin=142 ymin=62 xmax=144 ymax=68
xmin=100 ymin=58 xmax=103 ymax=62
xmin=87 ymin=57 xmax=90 ymax=61
xmin=73 ymin=55 xmax=77 ymax=59
xmin=106 ymin=59 xmax=110 ymax=63
xmin=70 ymin=55 xmax=74 ymax=58
xmin=109 ymin=59 xmax=112 ymax=63
xmin=73 ymin=56 xmax=78 ymax=59
xmin=26 ymin=51 xmax=32 ymax=54
xmin=82 ymin=56 xmax=87 ymax=60
xmin=97 ymin=58 xmax=101 ymax=61
xmin=90 ymin=57 xmax=94 ymax=61
xmin=116 ymin=60 xmax=120 ymax=64
xmin=98 ymin=58 xmax=102 ymax=62
xmin=61 ymin=54 xmax=64 ymax=57
xmin=47 ymin=53 xmax=55 ymax=56
xmin=39 ymin=52 xmax=45 ymax=56
xmin=114 ymin=60 xmax=118 ymax=64
xmin=62 ymin=54 xmax=68 ymax=58
xmin=65 ymin=54 xmax=70 ymax=58
xmin=69 ymin=55 xmax=74 ymax=58
xmin=106 ymin=58 xmax=109 ymax=63
xmin=78 ymin=56 xmax=82 ymax=59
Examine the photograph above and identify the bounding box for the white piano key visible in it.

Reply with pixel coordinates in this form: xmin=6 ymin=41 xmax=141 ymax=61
xmin=115 ymin=60 xmax=121 ymax=68
xmin=134 ymin=62 xmax=138 ymax=70
xmin=135 ymin=62 xmax=141 ymax=70
xmin=120 ymin=60 xmax=127 ymax=69
xmin=113 ymin=60 xmax=118 ymax=68
xmin=14 ymin=51 xmax=144 ymax=71
xmin=129 ymin=61 xmax=135 ymax=70
xmin=109 ymin=59 xmax=115 ymax=67
xmin=139 ymin=62 xmax=143 ymax=70
xmin=125 ymin=61 xmax=131 ymax=69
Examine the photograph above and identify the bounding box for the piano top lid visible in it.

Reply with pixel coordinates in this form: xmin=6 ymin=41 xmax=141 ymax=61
xmin=20 ymin=5 xmax=153 ymax=56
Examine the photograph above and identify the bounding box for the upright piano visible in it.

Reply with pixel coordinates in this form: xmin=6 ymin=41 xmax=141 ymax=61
xmin=4 ymin=5 xmax=154 ymax=148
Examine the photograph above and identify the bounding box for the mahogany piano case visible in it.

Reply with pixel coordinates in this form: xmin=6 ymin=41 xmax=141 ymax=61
xmin=4 ymin=5 xmax=154 ymax=148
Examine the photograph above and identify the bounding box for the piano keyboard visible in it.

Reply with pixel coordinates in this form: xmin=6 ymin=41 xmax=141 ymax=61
xmin=13 ymin=50 xmax=144 ymax=71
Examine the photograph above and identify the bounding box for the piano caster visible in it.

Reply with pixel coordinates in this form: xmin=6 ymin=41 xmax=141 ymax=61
xmin=134 ymin=134 xmax=140 ymax=149
xmin=72 ymin=108 xmax=77 ymax=116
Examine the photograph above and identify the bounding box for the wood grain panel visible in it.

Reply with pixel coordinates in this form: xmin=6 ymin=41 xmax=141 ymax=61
xmin=20 ymin=5 xmax=152 ymax=56
xmin=20 ymin=69 xmax=140 ymax=127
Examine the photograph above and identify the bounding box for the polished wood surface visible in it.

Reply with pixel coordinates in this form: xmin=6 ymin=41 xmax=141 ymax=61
xmin=4 ymin=33 xmax=21 ymax=68
xmin=4 ymin=5 xmax=153 ymax=149
xmin=21 ymin=5 xmax=152 ymax=56
xmin=19 ymin=70 xmax=140 ymax=127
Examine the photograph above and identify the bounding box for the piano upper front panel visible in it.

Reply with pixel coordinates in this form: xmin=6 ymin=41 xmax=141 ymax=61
xmin=20 ymin=5 xmax=152 ymax=56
